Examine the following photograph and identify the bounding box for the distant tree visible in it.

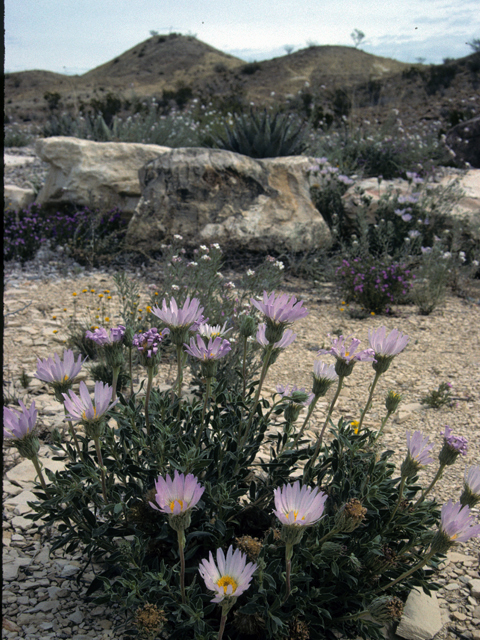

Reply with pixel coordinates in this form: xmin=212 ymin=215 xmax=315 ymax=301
xmin=306 ymin=40 xmax=319 ymax=48
xmin=467 ymin=38 xmax=480 ymax=52
xmin=415 ymin=57 xmax=426 ymax=64
xmin=284 ymin=45 xmax=294 ymax=55
xmin=149 ymin=30 xmax=159 ymax=36
xmin=351 ymin=29 xmax=365 ymax=48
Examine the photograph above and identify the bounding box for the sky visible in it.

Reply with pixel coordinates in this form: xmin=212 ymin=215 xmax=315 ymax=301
xmin=5 ymin=0 xmax=480 ymax=75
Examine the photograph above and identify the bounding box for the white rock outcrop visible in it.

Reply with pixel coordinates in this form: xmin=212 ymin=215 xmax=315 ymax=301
xmin=35 ymin=137 xmax=170 ymax=212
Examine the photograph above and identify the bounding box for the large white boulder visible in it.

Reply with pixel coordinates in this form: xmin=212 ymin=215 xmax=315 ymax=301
xmin=35 ymin=137 xmax=170 ymax=213
xmin=126 ymin=148 xmax=330 ymax=252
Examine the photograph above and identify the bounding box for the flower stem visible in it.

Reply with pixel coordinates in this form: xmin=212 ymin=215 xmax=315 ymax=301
xmin=111 ymin=366 xmax=120 ymax=402
xmin=31 ymin=455 xmax=48 ymax=491
xmin=196 ymin=377 xmax=212 ymax=448
xmin=385 ymin=475 xmax=406 ymax=528
xmin=63 ymin=407 xmax=82 ymax=457
xmin=145 ymin=366 xmax=154 ymax=436
xmin=303 ymin=375 xmax=344 ymax=481
xmin=218 ymin=613 xmax=227 ymax=640
xmin=415 ymin=463 xmax=446 ymax=506
xmin=93 ymin=436 xmax=108 ymax=502
xmin=376 ymin=550 xmax=435 ymax=593
xmin=240 ymin=346 xmax=272 ymax=450
xmin=292 ymin=394 xmax=321 ymax=448
xmin=177 ymin=529 xmax=186 ymax=605
xmin=176 ymin=344 xmax=184 ymax=397
xmin=357 ymin=370 xmax=381 ymax=432
xmin=373 ymin=410 xmax=394 ymax=444
xmin=242 ymin=336 xmax=248 ymax=400
xmin=128 ymin=346 xmax=133 ymax=397
xmin=283 ymin=542 xmax=294 ymax=603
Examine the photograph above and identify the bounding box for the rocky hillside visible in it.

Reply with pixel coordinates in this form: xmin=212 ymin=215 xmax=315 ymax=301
xmin=4 ymin=34 xmax=480 ymax=134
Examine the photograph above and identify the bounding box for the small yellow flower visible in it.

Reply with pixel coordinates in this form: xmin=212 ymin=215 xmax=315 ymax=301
xmin=104 ymin=317 xmax=110 ymax=322
xmin=82 ymin=289 xmax=88 ymax=293
xmin=63 ymin=308 xmax=67 ymax=312
xmin=138 ymin=308 xmax=142 ymax=312
xmin=98 ymin=294 xmax=104 ymax=298
xmin=52 ymin=315 xmax=57 ymax=320
xmin=104 ymin=289 xmax=110 ymax=293
xmin=340 ymin=307 xmax=345 ymax=312
xmin=53 ymin=330 xmax=58 ymax=334
xmin=72 ymin=292 xmax=77 ymax=296
xmin=351 ymin=420 xmax=360 ymax=434
xmin=91 ymin=289 xmax=95 ymax=293
xmin=341 ymin=301 xmax=346 ymax=305
xmin=146 ymin=306 xmax=152 ymax=313
xmin=107 ymin=296 xmax=112 ymax=300
xmin=371 ymin=312 xmax=375 ymax=316
xmin=95 ymin=315 xmax=99 ymax=319
xmin=154 ymin=292 xmax=159 ymax=296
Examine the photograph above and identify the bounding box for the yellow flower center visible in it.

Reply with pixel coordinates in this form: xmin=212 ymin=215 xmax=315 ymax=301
xmin=285 ymin=511 xmax=305 ymax=522
xmin=82 ymin=407 xmax=97 ymax=420
xmin=63 ymin=375 xmax=69 ymax=382
xmin=216 ymin=575 xmax=238 ymax=595
xmin=169 ymin=499 xmax=184 ymax=512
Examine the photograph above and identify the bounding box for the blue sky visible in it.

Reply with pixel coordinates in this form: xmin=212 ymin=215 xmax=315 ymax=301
xmin=5 ymin=0 xmax=480 ymax=75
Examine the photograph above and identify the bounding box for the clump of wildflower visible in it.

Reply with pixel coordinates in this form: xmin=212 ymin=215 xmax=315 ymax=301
xmin=368 ymin=326 xmax=409 ymax=374
xmin=460 ymin=466 xmax=480 ymax=508
xmin=430 ymin=500 xmax=480 ymax=554
xmin=86 ymin=325 xmax=125 ymax=369
xmin=35 ymin=349 xmax=84 ymax=400
xmin=318 ymin=334 xmax=375 ymax=377
xmin=438 ymin=426 xmax=468 ymax=466
xmin=132 ymin=327 xmax=170 ymax=367
xmin=151 ymin=296 xmax=204 ymax=344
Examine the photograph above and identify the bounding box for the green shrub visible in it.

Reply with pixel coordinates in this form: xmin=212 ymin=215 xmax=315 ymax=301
xmin=212 ymin=108 xmax=305 ymax=158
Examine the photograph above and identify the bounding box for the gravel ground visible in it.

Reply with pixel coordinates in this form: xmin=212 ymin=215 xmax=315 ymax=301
xmin=3 ymin=257 xmax=480 ymax=640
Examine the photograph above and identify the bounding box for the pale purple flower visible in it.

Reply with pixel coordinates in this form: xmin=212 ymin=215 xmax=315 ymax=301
xmin=464 ymin=466 xmax=480 ymax=495
xmin=368 ymin=327 xmax=409 ymax=357
xmin=402 ymin=214 xmax=412 ymax=222
xmin=4 ymin=401 xmax=37 ymax=440
xmin=132 ymin=327 xmax=169 ymax=360
xmin=256 ymin=323 xmax=296 ymax=349
xmin=63 ymin=381 xmax=118 ymax=423
xmin=86 ymin=325 xmax=125 ymax=345
xmin=151 ymin=296 xmax=204 ymax=329
xmin=149 ymin=470 xmax=204 ymax=515
xmin=274 ymin=481 xmax=328 ymax=526
xmin=35 ymin=349 xmax=83 ymax=384
xmin=184 ymin=335 xmax=232 ymax=361
xmin=276 ymin=384 xmax=314 ymax=406
xmin=318 ymin=334 xmax=375 ymax=364
xmin=442 ymin=426 xmax=468 ymax=456
xmin=197 ymin=321 xmax=232 ymax=339
xmin=439 ymin=500 xmax=480 ymax=543
xmin=199 ymin=545 xmax=257 ymax=603
xmin=250 ymin=291 xmax=308 ymax=325
xmin=313 ymin=360 xmax=338 ymax=382
xmin=406 ymin=430 xmax=434 ymax=466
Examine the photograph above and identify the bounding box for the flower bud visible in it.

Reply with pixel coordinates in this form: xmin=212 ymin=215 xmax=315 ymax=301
xmin=334 ymin=358 xmax=356 ymax=377
xmin=320 ymin=542 xmax=345 ymax=559
xmin=385 ymin=390 xmax=402 ymax=413
xmin=334 ymin=499 xmax=367 ymax=532
xmin=239 ymin=315 xmax=257 ymax=338
xmin=265 ymin=321 xmax=286 ymax=344
xmin=281 ymin=524 xmax=306 ymax=547
xmin=369 ymin=596 xmax=404 ymax=623
xmin=14 ymin=433 xmax=40 ymax=461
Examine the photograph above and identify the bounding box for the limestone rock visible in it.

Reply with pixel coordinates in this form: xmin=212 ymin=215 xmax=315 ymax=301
xmin=35 ymin=137 xmax=170 ymax=213
xmin=446 ymin=116 xmax=480 ymax=168
xmin=395 ymin=588 xmax=443 ymax=640
xmin=127 ymin=148 xmax=330 ymax=253
xmin=4 ymin=185 xmax=36 ymax=211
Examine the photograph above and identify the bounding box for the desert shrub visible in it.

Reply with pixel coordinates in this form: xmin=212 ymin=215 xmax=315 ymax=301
xmin=212 ymin=108 xmax=305 ymax=158
xmin=335 ymin=255 xmax=414 ymax=314
xmin=241 ymin=62 xmax=261 ymax=75
xmin=421 ymin=382 xmax=454 ymax=409
xmin=425 ymin=63 xmax=457 ymax=95
xmin=15 ymin=304 xmax=479 ymax=640
xmin=410 ymin=245 xmax=453 ymax=315
xmin=4 ymin=123 xmax=33 ymax=147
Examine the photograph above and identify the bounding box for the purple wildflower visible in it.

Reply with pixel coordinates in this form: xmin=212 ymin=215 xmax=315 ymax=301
xmin=274 ymin=481 xmax=328 ymax=527
xmin=133 ymin=327 xmax=169 ymax=363
xmin=151 ymin=296 xmax=204 ymax=329
xmin=318 ymin=334 xmax=375 ymax=377
xmin=460 ymin=466 xmax=480 ymax=507
xmin=276 ymin=384 xmax=314 ymax=406
xmin=63 ymin=381 xmax=118 ymax=423
xmin=256 ymin=323 xmax=296 ymax=349
xmin=3 ymin=401 xmax=37 ymax=440
xmin=35 ymin=349 xmax=83 ymax=385
xmin=402 ymin=430 xmax=434 ymax=476
xmin=251 ymin=291 xmax=308 ymax=325
xmin=86 ymin=325 xmax=125 ymax=345
xmin=149 ymin=470 xmax=204 ymax=516
xmin=439 ymin=425 xmax=468 ymax=464
xmin=438 ymin=500 xmax=480 ymax=543
xmin=184 ymin=335 xmax=232 ymax=361
xmin=199 ymin=546 xmax=257 ymax=604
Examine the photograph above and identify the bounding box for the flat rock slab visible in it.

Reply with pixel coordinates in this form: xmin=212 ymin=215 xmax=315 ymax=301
xmin=395 ymin=588 xmax=443 ymax=640
xmin=6 ymin=456 xmax=66 ymax=487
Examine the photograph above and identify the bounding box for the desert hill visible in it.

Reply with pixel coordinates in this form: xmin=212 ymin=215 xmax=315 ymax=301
xmin=4 ymin=34 xmax=480 ymax=133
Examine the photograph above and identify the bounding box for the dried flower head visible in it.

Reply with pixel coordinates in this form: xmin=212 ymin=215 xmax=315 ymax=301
xmin=134 ymin=603 xmax=167 ymax=638
xmin=235 ymin=535 xmax=263 ymax=562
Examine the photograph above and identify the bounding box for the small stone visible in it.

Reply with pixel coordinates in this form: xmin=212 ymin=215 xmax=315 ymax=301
xmin=68 ymin=609 xmax=84 ymax=625
xmin=470 ymin=579 xmax=480 ymax=599
xmin=60 ymin=564 xmax=80 ymax=577
xmin=445 ymin=582 xmax=461 ymax=590
xmin=452 ymin=611 xmax=467 ymax=621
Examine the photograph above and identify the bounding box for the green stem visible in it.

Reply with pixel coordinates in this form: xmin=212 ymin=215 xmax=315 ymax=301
xmin=31 ymin=455 xmax=48 ymax=491
xmin=303 ymin=376 xmax=344 ymax=481
xmin=357 ymin=370 xmax=382 ymax=432
xmin=317 ymin=526 xmax=342 ymax=548
xmin=93 ymin=436 xmax=108 ymax=502
xmin=385 ymin=475 xmax=406 ymax=528
xmin=218 ymin=614 xmax=227 ymax=640
xmin=178 ymin=529 xmax=186 ymax=605
xmin=128 ymin=346 xmax=133 ymax=397
xmin=415 ymin=463 xmax=446 ymax=506
xmin=63 ymin=407 xmax=82 ymax=457
xmin=291 ymin=394 xmax=321 ymax=449
xmin=239 ymin=346 xmax=273 ymax=450
xmin=145 ymin=366 xmax=154 ymax=437
xmin=376 ymin=550 xmax=435 ymax=593
xmin=196 ymin=377 xmax=212 ymax=448
xmin=111 ymin=366 xmax=120 ymax=402
xmin=373 ymin=410 xmax=394 ymax=444
xmin=176 ymin=344 xmax=184 ymax=397
xmin=242 ymin=336 xmax=248 ymax=400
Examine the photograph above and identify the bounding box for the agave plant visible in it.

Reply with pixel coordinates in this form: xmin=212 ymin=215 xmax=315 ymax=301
xmin=213 ymin=109 xmax=305 ymax=158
